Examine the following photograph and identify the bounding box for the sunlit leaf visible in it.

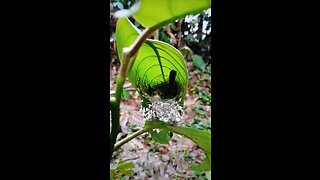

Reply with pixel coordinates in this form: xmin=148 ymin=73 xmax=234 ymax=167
xmin=115 ymin=18 xmax=141 ymax=61
xmin=132 ymin=0 xmax=211 ymax=28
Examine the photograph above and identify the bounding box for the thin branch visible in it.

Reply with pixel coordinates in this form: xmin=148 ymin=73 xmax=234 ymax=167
xmin=166 ymin=25 xmax=177 ymax=45
xmin=114 ymin=128 xmax=150 ymax=150
xmin=128 ymin=27 xmax=158 ymax=58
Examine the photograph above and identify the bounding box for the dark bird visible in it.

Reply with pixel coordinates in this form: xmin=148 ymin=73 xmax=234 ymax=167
xmin=169 ymin=70 xmax=177 ymax=88
xmin=146 ymin=70 xmax=180 ymax=99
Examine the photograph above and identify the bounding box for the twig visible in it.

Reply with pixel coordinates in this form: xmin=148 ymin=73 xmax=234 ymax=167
xmin=192 ymin=97 xmax=199 ymax=104
xmin=114 ymin=128 xmax=150 ymax=150
xmin=177 ymin=19 xmax=185 ymax=49
xmin=166 ymin=25 xmax=177 ymax=45
xmin=123 ymin=156 xmax=140 ymax=161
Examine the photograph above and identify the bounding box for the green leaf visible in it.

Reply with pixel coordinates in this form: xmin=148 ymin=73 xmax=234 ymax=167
xmin=116 ymin=18 xmax=188 ymax=104
xmin=144 ymin=119 xmax=211 ymax=170
xmin=199 ymin=92 xmax=211 ymax=104
xmin=180 ymin=46 xmax=194 ymax=56
xmin=205 ymin=66 xmax=211 ymax=74
xmin=191 ymin=55 xmax=206 ymax=72
xmin=130 ymin=124 xmax=139 ymax=132
xmin=110 ymin=161 xmax=135 ymax=179
xmin=192 ymin=117 xmax=202 ymax=124
xmin=193 ymin=106 xmax=208 ymax=118
xmin=122 ymin=89 xmax=130 ymax=99
xmin=144 ymin=119 xmax=211 ymax=155
xmin=115 ymin=18 xmax=141 ymax=61
xmin=132 ymin=0 xmax=211 ymax=28
xmin=180 ymin=49 xmax=188 ymax=56
xmin=150 ymin=129 xmax=171 ymax=144
xmin=117 ymin=161 xmax=135 ymax=170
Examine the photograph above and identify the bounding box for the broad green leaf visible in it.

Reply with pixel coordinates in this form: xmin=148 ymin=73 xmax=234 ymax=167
xmin=192 ymin=54 xmax=206 ymax=72
xmin=144 ymin=119 xmax=211 ymax=153
xmin=150 ymin=129 xmax=171 ymax=144
xmin=132 ymin=0 xmax=211 ymax=28
xmin=144 ymin=119 xmax=211 ymax=170
xmin=115 ymin=18 xmax=141 ymax=61
xmin=116 ymin=18 xmax=188 ymax=104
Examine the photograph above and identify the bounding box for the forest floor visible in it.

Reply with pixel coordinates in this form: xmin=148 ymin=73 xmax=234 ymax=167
xmin=110 ymin=59 xmax=211 ymax=179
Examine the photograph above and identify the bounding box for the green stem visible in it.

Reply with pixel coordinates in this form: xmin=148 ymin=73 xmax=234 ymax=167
xmin=114 ymin=128 xmax=150 ymax=150
xmin=109 ymin=52 xmax=129 ymax=160
xmin=110 ymin=97 xmax=116 ymax=109
xmin=109 ymin=27 xmax=157 ymax=162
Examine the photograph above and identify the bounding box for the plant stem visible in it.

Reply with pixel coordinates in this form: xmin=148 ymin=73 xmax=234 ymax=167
xmin=128 ymin=27 xmax=158 ymax=58
xmin=109 ymin=27 xmax=157 ymax=162
xmin=114 ymin=128 xmax=150 ymax=150
xmin=110 ymin=97 xmax=116 ymax=108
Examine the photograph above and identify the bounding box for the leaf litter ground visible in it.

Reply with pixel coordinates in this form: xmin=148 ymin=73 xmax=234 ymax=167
xmin=110 ymin=61 xmax=211 ymax=179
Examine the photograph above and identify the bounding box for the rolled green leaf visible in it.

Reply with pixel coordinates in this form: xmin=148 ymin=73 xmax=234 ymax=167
xmin=116 ymin=18 xmax=188 ymax=105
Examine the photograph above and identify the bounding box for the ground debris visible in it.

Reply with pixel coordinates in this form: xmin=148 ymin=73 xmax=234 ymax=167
xmin=110 ymin=63 xmax=211 ymax=179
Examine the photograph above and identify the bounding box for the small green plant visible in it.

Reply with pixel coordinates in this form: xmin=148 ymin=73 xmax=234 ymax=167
xmin=110 ymin=0 xmax=211 ymax=178
xmin=198 ymin=91 xmax=211 ymax=105
xmin=192 ymin=54 xmax=206 ymax=72
xmin=112 ymin=151 xmax=118 ymax=159
xmin=192 ymin=106 xmax=208 ymax=118
xmin=183 ymin=149 xmax=191 ymax=159
xmin=185 ymin=117 xmax=211 ymax=132
xmin=149 ymin=140 xmax=160 ymax=153
xmin=110 ymin=161 xmax=135 ymax=179
xmin=129 ymin=124 xmax=139 ymax=132
xmin=195 ymin=170 xmax=209 ymax=180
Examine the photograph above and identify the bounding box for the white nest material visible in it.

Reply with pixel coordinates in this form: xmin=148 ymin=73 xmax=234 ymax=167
xmin=141 ymin=95 xmax=184 ymax=125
